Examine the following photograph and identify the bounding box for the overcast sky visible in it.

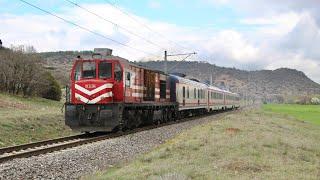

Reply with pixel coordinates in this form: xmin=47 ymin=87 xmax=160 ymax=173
xmin=1 ymin=0 xmax=320 ymax=83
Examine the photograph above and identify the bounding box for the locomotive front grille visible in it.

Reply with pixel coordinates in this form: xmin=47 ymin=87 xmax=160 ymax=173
xmin=79 ymin=105 xmax=103 ymax=126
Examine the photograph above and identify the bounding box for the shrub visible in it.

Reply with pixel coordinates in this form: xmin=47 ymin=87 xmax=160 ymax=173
xmin=297 ymin=96 xmax=311 ymax=105
xmin=41 ymin=72 xmax=62 ymax=101
xmin=311 ymin=97 xmax=320 ymax=105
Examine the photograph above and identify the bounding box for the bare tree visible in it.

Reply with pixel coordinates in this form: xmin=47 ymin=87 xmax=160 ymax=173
xmin=0 ymin=45 xmax=55 ymax=97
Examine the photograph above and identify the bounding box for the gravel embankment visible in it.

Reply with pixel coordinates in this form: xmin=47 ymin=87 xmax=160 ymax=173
xmin=0 ymin=112 xmax=234 ymax=180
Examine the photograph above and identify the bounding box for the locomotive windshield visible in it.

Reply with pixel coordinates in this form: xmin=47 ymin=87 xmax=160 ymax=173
xmin=99 ymin=62 xmax=112 ymax=79
xmin=73 ymin=61 xmax=114 ymax=81
xmin=82 ymin=62 xmax=96 ymax=79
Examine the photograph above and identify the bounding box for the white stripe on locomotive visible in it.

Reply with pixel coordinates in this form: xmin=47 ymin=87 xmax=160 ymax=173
xmin=75 ymin=83 xmax=113 ymax=96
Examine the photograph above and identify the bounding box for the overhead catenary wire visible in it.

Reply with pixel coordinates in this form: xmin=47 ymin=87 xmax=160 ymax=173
xmin=18 ymin=0 xmax=159 ymax=57
xmin=105 ymin=0 xmax=214 ymax=68
xmin=65 ymin=0 xmax=167 ymax=51
xmin=104 ymin=0 xmax=192 ymax=52
xmin=104 ymin=1 xmax=220 ymax=83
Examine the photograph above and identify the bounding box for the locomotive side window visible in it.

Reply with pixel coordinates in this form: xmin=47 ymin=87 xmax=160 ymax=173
xmin=82 ymin=62 xmax=96 ymax=79
xmin=99 ymin=62 xmax=112 ymax=79
xmin=114 ymin=63 xmax=122 ymax=81
xmin=125 ymin=72 xmax=131 ymax=87
xmin=74 ymin=62 xmax=81 ymax=81
xmin=160 ymin=80 xmax=166 ymax=99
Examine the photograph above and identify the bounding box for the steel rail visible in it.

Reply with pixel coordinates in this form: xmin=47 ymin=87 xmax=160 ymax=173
xmin=0 ymin=109 xmax=239 ymax=164
xmin=0 ymin=134 xmax=87 ymax=155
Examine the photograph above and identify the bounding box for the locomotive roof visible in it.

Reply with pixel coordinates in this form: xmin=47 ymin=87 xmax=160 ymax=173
xmin=80 ymin=55 xmax=167 ymax=75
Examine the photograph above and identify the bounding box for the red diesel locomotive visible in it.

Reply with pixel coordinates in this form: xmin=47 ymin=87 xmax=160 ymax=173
xmin=65 ymin=48 xmax=240 ymax=132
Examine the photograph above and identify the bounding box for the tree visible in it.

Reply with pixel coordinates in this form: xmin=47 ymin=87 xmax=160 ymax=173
xmin=41 ymin=72 xmax=62 ymax=101
xmin=0 ymin=45 xmax=61 ymax=100
xmin=311 ymin=97 xmax=320 ymax=105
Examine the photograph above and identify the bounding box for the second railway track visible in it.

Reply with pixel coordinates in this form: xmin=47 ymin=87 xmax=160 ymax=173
xmin=0 ymin=109 xmax=238 ymax=164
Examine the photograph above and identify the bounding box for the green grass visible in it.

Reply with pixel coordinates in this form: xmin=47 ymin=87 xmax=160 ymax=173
xmin=0 ymin=93 xmax=73 ymax=147
xmin=87 ymin=109 xmax=320 ymax=179
xmin=263 ymin=104 xmax=320 ymax=125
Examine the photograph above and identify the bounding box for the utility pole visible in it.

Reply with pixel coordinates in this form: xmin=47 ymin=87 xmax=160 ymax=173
xmin=164 ymin=50 xmax=167 ymax=74
xmin=164 ymin=51 xmax=197 ymax=74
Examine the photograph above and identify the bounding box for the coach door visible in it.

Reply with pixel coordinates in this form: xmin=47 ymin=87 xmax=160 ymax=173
xmin=207 ymin=91 xmax=210 ymax=108
xmin=182 ymin=86 xmax=185 ymax=106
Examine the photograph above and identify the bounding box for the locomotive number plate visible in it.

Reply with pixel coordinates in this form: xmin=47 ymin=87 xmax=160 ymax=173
xmin=85 ymin=84 xmax=96 ymax=89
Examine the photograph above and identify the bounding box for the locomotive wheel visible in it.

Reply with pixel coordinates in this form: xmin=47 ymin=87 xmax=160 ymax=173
xmin=162 ymin=109 xmax=168 ymax=123
xmin=125 ymin=110 xmax=136 ymax=130
xmin=135 ymin=110 xmax=142 ymax=128
xmin=167 ymin=109 xmax=173 ymax=122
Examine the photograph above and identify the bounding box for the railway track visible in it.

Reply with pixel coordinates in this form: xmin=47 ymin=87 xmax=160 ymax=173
xmin=0 ymin=109 xmax=238 ymax=164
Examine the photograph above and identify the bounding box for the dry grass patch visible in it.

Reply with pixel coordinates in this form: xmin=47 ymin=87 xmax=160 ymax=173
xmin=89 ymin=109 xmax=320 ymax=179
xmin=0 ymin=93 xmax=73 ymax=147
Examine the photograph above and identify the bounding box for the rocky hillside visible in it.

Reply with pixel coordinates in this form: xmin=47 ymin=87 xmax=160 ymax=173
xmin=139 ymin=61 xmax=320 ymax=102
xmin=39 ymin=51 xmax=320 ymax=103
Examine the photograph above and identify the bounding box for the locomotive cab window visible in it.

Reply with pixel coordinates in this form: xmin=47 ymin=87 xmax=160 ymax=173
xmin=82 ymin=62 xmax=96 ymax=79
xmin=74 ymin=62 xmax=81 ymax=81
xmin=99 ymin=62 xmax=112 ymax=79
xmin=114 ymin=63 xmax=122 ymax=81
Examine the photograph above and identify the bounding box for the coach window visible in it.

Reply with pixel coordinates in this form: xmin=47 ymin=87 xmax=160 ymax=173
xmin=99 ymin=62 xmax=112 ymax=79
xmin=194 ymin=88 xmax=196 ymax=99
xmin=114 ymin=63 xmax=122 ymax=81
xmin=182 ymin=86 xmax=186 ymax=98
xmin=82 ymin=62 xmax=96 ymax=79
xmin=187 ymin=87 xmax=190 ymax=99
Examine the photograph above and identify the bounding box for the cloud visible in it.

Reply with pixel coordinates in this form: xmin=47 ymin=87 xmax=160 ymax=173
xmin=1 ymin=1 xmax=320 ymax=84
xmin=148 ymin=1 xmax=161 ymax=9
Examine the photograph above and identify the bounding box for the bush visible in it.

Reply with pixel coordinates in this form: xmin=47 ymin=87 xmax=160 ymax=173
xmin=41 ymin=72 xmax=62 ymax=101
xmin=296 ymin=96 xmax=311 ymax=105
xmin=311 ymin=97 xmax=320 ymax=105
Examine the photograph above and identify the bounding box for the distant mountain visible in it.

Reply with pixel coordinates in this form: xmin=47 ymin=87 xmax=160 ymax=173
xmin=138 ymin=61 xmax=320 ymax=102
xmin=39 ymin=51 xmax=320 ymax=102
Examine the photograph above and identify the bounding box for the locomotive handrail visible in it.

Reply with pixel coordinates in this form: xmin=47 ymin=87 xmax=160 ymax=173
xmin=65 ymin=85 xmax=71 ymax=103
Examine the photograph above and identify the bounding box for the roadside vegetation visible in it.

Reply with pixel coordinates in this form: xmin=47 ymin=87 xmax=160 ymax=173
xmin=0 ymin=93 xmax=73 ymax=147
xmin=0 ymin=46 xmax=61 ymax=101
xmin=90 ymin=109 xmax=320 ymax=179
xmin=263 ymin=104 xmax=320 ymax=125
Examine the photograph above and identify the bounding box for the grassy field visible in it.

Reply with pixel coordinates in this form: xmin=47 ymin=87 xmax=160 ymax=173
xmin=0 ymin=93 xmax=73 ymax=147
xmin=89 ymin=109 xmax=320 ymax=179
xmin=263 ymin=104 xmax=320 ymax=125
